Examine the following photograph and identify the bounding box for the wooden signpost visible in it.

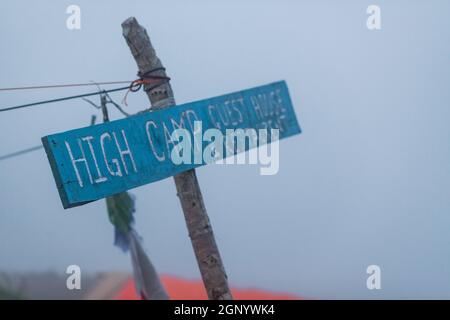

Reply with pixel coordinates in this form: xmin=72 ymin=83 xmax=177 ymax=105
xmin=41 ymin=18 xmax=301 ymax=300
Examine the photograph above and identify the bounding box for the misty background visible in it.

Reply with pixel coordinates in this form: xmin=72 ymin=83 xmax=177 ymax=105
xmin=1 ymin=0 xmax=449 ymax=299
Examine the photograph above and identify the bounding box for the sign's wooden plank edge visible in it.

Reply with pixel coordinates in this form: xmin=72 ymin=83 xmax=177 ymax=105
xmin=283 ymin=81 xmax=302 ymax=135
xmin=42 ymin=136 xmax=70 ymax=208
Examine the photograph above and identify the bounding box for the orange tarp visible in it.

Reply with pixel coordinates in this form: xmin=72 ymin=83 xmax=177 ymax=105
xmin=114 ymin=275 xmax=300 ymax=300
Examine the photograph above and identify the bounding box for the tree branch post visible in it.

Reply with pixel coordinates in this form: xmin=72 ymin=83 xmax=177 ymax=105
xmin=121 ymin=17 xmax=232 ymax=300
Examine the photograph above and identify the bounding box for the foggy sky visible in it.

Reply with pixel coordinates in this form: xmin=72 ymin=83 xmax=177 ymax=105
xmin=1 ymin=0 xmax=450 ymax=299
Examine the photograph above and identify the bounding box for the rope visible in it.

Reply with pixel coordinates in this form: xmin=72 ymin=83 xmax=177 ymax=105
xmin=122 ymin=67 xmax=170 ymax=106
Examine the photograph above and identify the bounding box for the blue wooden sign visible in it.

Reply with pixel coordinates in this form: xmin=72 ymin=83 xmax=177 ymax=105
xmin=42 ymin=81 xmax=301 ymax=208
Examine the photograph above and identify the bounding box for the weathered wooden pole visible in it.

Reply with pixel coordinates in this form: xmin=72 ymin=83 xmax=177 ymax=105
xmin=122 ymin=17 xmax=232 ymax=300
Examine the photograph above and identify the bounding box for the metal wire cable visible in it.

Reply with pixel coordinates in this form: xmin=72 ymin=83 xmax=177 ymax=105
xmin=0 ymin=85 xmax=131 ymax=113
xmin=0 ymin=70 xmax=170 ymax=113
xmin=0 ymin=81 xmax=133 ymax=91
xmin=0 ymin=145 xmax=43 ymax=161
